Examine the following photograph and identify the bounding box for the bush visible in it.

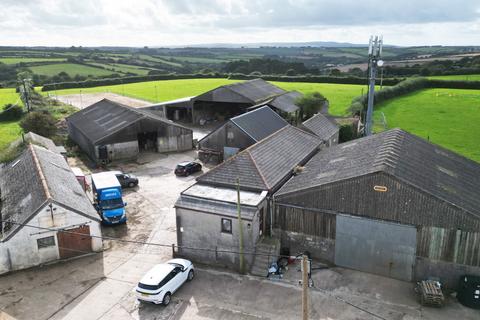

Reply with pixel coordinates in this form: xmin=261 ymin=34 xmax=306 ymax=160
xmin=339 ymin=123 xmax=356 ymax=143
xmin=0 ymin=104 xmax=24 ymax=121
xmin=20 ymin=111 xmax=57 ymax=138
xmin=296 ymin=92 xmax=327 ymax=120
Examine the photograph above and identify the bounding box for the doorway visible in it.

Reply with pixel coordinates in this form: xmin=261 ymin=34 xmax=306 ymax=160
xmin=137 ymin=131 xmax=158 ymax=152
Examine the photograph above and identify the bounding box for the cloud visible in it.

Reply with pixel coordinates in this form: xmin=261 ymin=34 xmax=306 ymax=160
xmin=0 ymin=0 xmax=479 ymax=46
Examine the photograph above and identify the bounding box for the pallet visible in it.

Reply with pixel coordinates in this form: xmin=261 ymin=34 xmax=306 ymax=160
xmin=417 ymin=280 xmax=445 ymax=307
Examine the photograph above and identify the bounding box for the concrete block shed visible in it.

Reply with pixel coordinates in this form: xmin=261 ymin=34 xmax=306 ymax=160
xmin=0 ymin=144 xmax=102 ymax=274
xmin=66 ymin=98 xmax=193 ymax=164
xmin=175 ymin=125 xmax=322 ymax=271
xmin=273 ymin=129 xmax=480 ymax=288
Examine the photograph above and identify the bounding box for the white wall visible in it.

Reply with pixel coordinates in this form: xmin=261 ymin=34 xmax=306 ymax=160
xmin=0 ymin=203 xmax=102 ymax=275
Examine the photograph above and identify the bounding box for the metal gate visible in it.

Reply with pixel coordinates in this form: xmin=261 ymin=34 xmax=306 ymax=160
xmin=335 ymin=215 xmax=416 ymax=281
xmin=57 ymin=225 xmax=92 ymax=259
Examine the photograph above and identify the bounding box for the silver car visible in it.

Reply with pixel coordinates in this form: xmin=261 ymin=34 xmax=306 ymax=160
xmin=136 ymin=259 xmax=194 ymax=305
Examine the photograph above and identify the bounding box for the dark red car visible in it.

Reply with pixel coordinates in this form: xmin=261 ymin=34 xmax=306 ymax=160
xmin=174 ymin=161 xmax=202 ymax=176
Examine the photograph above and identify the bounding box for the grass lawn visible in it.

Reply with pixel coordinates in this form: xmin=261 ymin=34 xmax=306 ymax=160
xmin=0 ymin=88 xmax=22 ymax=106
xmin=0 ymin=57 xmax=66 ymax=64
xmin=29 ymin=63 xmax=117 ymax=77
xmin=428 ymin=74 xmax=480 ymax=81
xmin=373 ymin=88 xmax=480 ymax=162
xmin=46 ymin=78 xmax=366 ymax=116
xmin=0 ymin=121 xmax=22 ymax=150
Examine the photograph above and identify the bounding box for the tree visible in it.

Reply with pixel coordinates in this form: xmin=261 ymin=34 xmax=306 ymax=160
xmin=285 ymin=69 xmax=297 ymax=76
xmin=296 ymin=92 xmax=327 ymax=120
xmin=20 ymin=111 xmax=57 ymax=138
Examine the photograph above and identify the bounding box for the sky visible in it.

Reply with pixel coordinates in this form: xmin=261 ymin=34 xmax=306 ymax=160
xmin=1 ymin=0 xmax=480 ymax=47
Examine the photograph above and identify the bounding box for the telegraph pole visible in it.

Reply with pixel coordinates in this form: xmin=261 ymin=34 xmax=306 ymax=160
xmin=236 ymin=178 xmax=245 ymax=274
xmin=302 ymin=255 xmax=309 ymax=320
xmin=21 ymin=78 xmax=32 ymax=112
xmin=365 ymin=35 xmax=384 ymax=136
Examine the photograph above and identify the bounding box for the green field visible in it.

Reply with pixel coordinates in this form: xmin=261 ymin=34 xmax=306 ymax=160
xmin=0 ymin=121 xmax=22 ymax=150
xmin=47 ymin=79 xmax=365 ymax=116
xmin=0 ymin=88 xmax=21 ymax=106
xmin=428 ymin=74 xmax=480 ymax=81
xmin=273 ymin=82 xmax=368 ymax=116
xmin=0 ymin=89 xmax=23 ymax=150
xmin=29 ymin=63 xmax=116 ymax=77
xmin=87 ymin=62 xmax=152 ymax=75
xmin=374 ymin=88 xmax=480 ymax=162
xmin=0 ymin=57 xmax=66 ymax=64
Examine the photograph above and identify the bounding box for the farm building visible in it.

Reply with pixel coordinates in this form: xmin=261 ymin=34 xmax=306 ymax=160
xmin=66 ymin=99 xmax=193 ymax=163
xmin=175 ymin=125 xmax=322 ymax=271
xmin=10 ymin=132 xmax=67 ymax=156
xmin=0 ymin=144 xmax=102 ymax=274
xmin=301 ymin=113 xmax=339 ymax=146
xmin=198 ymin=106 xmax=289 ymax=163
xmin=144 ymin=79 xmax=301 ymax=124
xmin=273 ymin=129 xmax=480 ymax=287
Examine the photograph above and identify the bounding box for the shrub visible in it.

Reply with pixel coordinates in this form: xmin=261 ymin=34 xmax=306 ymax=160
xmin=20 ymin=111 xmax=57 ymax=138
xmin=296 ymin=92 xmax=327 ymax=120
xmin=0 ymin=104 xmax=24 ymax=121
xmin=339 ymin=123 xmax=356 ymax=143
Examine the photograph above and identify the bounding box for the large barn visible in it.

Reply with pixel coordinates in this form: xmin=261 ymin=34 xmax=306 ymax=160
xmin=144 ymin=79 xmax=301 ymax=124
xmin=0 ymin=144 xmax=102 ymax=274
xmin=198 ymin=106 xmax=289 ymax=162
xmin=273 ymin=129 xmax=480 ymax=287
xmin=175 ymin=125 xmax=322 ymax=271
xmin=67 ymin=99 xmax=193 ymax=163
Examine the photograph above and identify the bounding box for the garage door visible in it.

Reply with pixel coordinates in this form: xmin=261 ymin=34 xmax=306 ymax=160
xmin=335 ymin=215 xmax=416 ymax=281
xmin=57 ymin=225 xmax=92 ymax=259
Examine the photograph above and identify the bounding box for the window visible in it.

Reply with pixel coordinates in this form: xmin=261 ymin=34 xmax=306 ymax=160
xmin=221 ymin=218 xmax=232 ymax=234
xmin=37 ymin=236 xmax=55 ymax=249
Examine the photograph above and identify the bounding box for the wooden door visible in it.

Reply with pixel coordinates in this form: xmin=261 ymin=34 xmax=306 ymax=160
xmin=57 ymin=225 xmax=92 ymax=259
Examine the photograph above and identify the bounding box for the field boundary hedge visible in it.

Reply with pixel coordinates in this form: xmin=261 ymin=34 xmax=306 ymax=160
xmin=41 ymin=73 xmax=404 ymax=91
xmin=348 ymin=77 xmax=480 ymax=114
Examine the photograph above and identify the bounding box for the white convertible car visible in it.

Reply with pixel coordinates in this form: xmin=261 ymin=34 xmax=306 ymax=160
xmin=135 ymin=258 xmax=194 ymax=305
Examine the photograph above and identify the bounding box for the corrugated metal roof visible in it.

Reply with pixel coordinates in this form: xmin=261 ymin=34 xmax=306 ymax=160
xmin=195 ymin=79 xmax=286 ymax=104
xmin=0 ymin=145 xmax=99 ymax=240
xmin=269 ymin=91 xmax=302 ymax=113
xmin=197 ymin=125 xmax=322 ymax=192
xmin=230 ymin=106 xmax=288 ymax=142
xmin=302 ymin=113 xmax=339 ymax=141
xmin=9 ymin=132 xmax=63 ymax=155
xmin=276 ymin=129 xmax=480 ymax=218
xmin=175 ymin=195 xmax=259 ymax=220
xmin=67 ymin=99 xmax=190 ymax=144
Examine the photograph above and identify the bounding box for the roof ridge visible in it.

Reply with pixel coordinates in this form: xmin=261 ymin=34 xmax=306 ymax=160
xmin=246 ymin=150 xmax=270 ymax=190
xmin=29 ymin=144 xmax=51 ymax=200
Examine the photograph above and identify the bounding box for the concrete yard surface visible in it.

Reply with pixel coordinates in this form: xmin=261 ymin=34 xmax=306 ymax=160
xmin=1 ymin=149 xmax=479 ymax=320
xmin=50 ymin=92 xmax=151 ymax=109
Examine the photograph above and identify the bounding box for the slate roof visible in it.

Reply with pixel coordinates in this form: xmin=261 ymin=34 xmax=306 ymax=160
xmin=230 ymin=106 xmax=288 ymax=142
xmin=197 ymin=125 xmax=322 ymax=192
xmin=0 ymin=144 xmax=99 ymax=241
xmin=10 ymin=132 xmax=64 ymax=155
xmin=302 ymin=113 xmax=339 ymax=141
xmin=196 ymin=79 xmax=286 ymax=104
xmin=275 ymin=129 xmax=480 ymax=218
xmin=67 ymin=99 xmax=190 ymax=144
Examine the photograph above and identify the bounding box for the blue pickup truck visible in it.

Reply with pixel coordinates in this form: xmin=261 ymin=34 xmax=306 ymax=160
xmin=91 ymin=172 xmax=127 ymax=224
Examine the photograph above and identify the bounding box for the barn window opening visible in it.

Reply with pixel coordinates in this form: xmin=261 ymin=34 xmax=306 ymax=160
xmin=37 ymin=236 xmax=56 ymax=249
xmin=221 ymin=218 xmax=232 ymax=234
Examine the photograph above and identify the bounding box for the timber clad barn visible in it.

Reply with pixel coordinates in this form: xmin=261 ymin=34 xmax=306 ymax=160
xmin=198 ymin=106 xmax=289 ymax=162
xmin=274 ymin=129 xmax=480 ymax=287
xmin=67 ymin=99 xmax=193 ymax=163
xmin=0 ymin=144 xmax=102 ymax=274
